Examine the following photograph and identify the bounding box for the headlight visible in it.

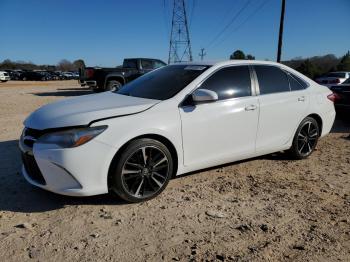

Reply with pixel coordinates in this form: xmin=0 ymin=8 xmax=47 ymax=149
xmin=38 ymin=126 xmax=107 ymax=148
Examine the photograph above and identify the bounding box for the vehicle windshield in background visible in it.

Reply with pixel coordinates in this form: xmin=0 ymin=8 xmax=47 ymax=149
xmin=116 ymin=65 xmax=210 ymax=100
xmin=326 ymin=72 xmax=346 ymax=78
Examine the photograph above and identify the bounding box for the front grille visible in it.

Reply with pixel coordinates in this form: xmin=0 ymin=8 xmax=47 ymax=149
xmin=24 ymin=128 xmax=45 ymax=139
xmin=22 ymin=153 xmax=46 ymax=185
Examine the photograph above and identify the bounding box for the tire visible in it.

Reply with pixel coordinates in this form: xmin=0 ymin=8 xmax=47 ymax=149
xmin=110 ymin=138 xmax=174 ymax=203
xmin=1 ymin=80 xmax=7 ymax=82
xmin=105 ymin=80 xmax=122 ymax=92
xmin=289 ymin=117 xmax=320 ymax=159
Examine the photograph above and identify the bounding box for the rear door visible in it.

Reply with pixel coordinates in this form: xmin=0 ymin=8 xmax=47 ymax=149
xmin=254 ymin=65 xmax=309 ymax=152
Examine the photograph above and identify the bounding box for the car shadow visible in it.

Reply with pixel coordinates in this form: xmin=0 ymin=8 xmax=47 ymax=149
xmin=0 ymin=140 xmax=128 ymax=213
xmin=31 ymin=87 xmax=93 ymax=97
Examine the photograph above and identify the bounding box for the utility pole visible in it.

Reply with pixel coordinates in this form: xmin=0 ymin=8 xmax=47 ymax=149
xmin=198 ymin=48 xmax=206 ymax=61
xmin=277 ymin=0 xmax=286 ymax=63
xmin=168 ymin=0 xmax=193 ymax=64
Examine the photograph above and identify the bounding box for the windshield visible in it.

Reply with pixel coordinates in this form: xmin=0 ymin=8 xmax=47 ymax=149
xmin=116 ymin=65 xmax=210 ymax=100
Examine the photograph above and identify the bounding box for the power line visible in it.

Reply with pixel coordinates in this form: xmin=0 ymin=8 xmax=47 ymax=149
xmin=206 ymin=0 xmax=252 ymax=49
xmin=210 ymin=0 xmax=271 ymax=50
xmin=188 ymin=0 xmax=196 ymax=29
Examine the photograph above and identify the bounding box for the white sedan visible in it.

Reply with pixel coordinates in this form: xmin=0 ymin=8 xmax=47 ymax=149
xmin=20 ymin=60 xmax=336 ymax=202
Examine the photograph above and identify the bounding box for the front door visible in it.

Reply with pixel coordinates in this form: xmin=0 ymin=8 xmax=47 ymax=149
xmin=179 ymin=65 xmax=259 ymax=168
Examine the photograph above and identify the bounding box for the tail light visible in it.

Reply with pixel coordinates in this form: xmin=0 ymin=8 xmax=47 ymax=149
xmin=330 ymin=78 xmax=340 ymax=84
xmin=327 ymin=93 xmax=340 ymax=102
xmin=86 ymin=69 xmax=94 ymax=78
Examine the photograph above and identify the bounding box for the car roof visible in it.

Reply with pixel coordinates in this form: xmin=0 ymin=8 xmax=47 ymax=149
xmin=172 ymin=60 xmax=287 ymax=67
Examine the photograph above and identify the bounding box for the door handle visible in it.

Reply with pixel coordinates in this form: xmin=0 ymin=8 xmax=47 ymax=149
xmin=298 ymin=96 xmax=306 ymax=102
xmin=245 ymin=104 xmax=257 ymax=111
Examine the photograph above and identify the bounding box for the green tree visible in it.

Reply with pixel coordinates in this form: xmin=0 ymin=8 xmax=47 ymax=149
xmin=296 ymin=59 xmax=321 ymax=79
xmin=246 ymin=54 xmax=255 ymax=60
xmin=230 ymin=50 xmax=246 ymax=60
xmin=336 ymin=51 xmax=350 ymax=71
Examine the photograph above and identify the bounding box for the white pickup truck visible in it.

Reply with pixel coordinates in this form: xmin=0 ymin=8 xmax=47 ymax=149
xmin=0 ymin=71 xmax=11 ymax=82
xmin=315 ymin=71 xmax=350 ymax=88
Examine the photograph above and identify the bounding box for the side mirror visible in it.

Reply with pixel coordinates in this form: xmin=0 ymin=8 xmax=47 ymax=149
xmin=192 ymin=89 xmax=218 ymax=103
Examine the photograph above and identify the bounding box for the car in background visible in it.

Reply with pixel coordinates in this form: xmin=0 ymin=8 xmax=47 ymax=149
xmin=315 ymin=72 xmax=350 ymax=87
xmin=80 ymin=58 xmax=166 ymax=92
xmin=20 ymin=60 xmax=335 ymax=202
xmin=62 ymin=72 xmax=75 ymax=80
xmin=19 ymin=71 xmax=46 ymax=81
xmin=0 ymin=71 xmax=11 ymax=82
xmin=35 ymin=71 xmax=52 ymax=81
xmin=330 ymin=77 xmax=350 ymax=115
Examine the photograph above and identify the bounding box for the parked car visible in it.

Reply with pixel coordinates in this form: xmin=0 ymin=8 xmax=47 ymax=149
xmin=19 ymin=71 xmax=46 ymax=81
xmin=315 ymin=71 xmax=350 ymax=87
xmin=35 ymin=71 xmax=52 ymax=81
xmin=19 ymin=60 xmax=335 ymax=202
xmin=330 ymin=77 xmax=350 ymax=115
xmin=62 ymin=72 xmax=75 ymax=80
xmin=3 ymin=70 xmax=20 ymax=80
xmin=79 ymin=58 xmax=166 ymax=92
xmin=0 ymin=71 xmax=11 ymax=82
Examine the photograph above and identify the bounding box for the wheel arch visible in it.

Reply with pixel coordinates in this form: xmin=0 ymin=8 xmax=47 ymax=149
xmin=107 ymin=133 xmax=179 ymax=190
xmin=104 ymin=75 xmax=125 ymax=88
xmin=307 ymin=113 xmax=323 ymax=135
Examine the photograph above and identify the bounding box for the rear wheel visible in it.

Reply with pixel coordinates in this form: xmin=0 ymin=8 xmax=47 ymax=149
xmin=289 ymin=117 xmax=320 ymax=159
xmin=110 ymin=139 xmax=173 ymax=203
xmin=106 ymin=80 xmax=122 ymax=91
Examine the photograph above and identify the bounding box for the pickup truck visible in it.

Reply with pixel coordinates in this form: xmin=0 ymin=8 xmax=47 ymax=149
xmin=79 ymin=58 xmax=166 ymax=92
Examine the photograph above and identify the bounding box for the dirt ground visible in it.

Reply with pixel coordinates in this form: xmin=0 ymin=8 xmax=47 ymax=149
xmin=0 ymin=80 xmax=349 ymax=262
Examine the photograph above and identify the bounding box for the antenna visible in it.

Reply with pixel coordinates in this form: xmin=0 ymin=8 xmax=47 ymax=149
xmin=168 ymin=0 xmax=193 ymax=64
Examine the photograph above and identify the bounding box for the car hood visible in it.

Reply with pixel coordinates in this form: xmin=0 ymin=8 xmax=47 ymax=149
xmin=24 ymin=92 xmax=159 ymax=130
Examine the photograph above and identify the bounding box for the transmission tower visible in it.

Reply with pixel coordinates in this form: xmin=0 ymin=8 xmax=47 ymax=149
xmin=168 ymin=0 xmax=193 ymax=64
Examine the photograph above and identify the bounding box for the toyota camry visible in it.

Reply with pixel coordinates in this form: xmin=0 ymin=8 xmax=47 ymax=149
xmin=19 ymin=60 xmax=336 ymax=202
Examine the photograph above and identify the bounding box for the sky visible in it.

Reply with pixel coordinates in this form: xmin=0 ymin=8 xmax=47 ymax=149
xmin=0 ymin=0 xmax=349 ymax=67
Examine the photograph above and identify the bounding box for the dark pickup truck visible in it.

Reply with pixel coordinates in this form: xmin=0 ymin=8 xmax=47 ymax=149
xmin=79 ymin=58 xmax=166 ymax=92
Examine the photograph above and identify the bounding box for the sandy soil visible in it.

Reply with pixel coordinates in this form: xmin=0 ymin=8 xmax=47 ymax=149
xmin=0 ymin=80 xmax=349 ymax=261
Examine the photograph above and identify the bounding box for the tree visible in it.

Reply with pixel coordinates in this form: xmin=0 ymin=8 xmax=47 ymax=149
xmin=73 ymin=59 xmax=86 ymax=70
xmin=246 ymin=54 xmax=255 ymax=60
xmin=295 ymin=59 xmax=321 ymax=79
xmin=336 ymin=51 xmax=350 ymax=71
xmin=230 ymin=50 xmax=246 ymax=60
xmin=57 ymin=59 xmax=74 ymax=71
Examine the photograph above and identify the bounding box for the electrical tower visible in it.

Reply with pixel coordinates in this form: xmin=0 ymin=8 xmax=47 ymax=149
xmin=198 ymin=48 xmax=206 ymax=61
xmin=168 ymin=0 xmax=193 ymax=64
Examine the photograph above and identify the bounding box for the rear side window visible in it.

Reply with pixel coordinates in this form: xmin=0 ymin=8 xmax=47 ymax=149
xmin=199 ymin=66 xmax=251 ymax=100
xmin=153 ymin=60 xmax=166 ymax=69
xmin=141 ymin=60 xmax=153 ymax=70
xmin=285 ymin=72 xmax=308 ymax=91
xmin=255 ymin=65 xmax=290 ymax=94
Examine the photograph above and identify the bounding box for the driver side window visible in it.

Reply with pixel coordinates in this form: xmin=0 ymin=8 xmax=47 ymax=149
xmin=199 ymin=66 xmax=252 ymax=100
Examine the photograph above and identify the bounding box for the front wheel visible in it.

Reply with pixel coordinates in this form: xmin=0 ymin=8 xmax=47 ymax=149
xmin=289 ymin=117 xmax=320 ymax=159
xmin=110 ymin=138 xmax=174 ymax=203
xmin=105 ymin=80 xmax=122 ymax=91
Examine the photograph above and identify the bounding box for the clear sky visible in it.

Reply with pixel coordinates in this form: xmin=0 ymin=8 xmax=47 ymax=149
xmin=0 ymin=0 xmax=349 ymax=66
